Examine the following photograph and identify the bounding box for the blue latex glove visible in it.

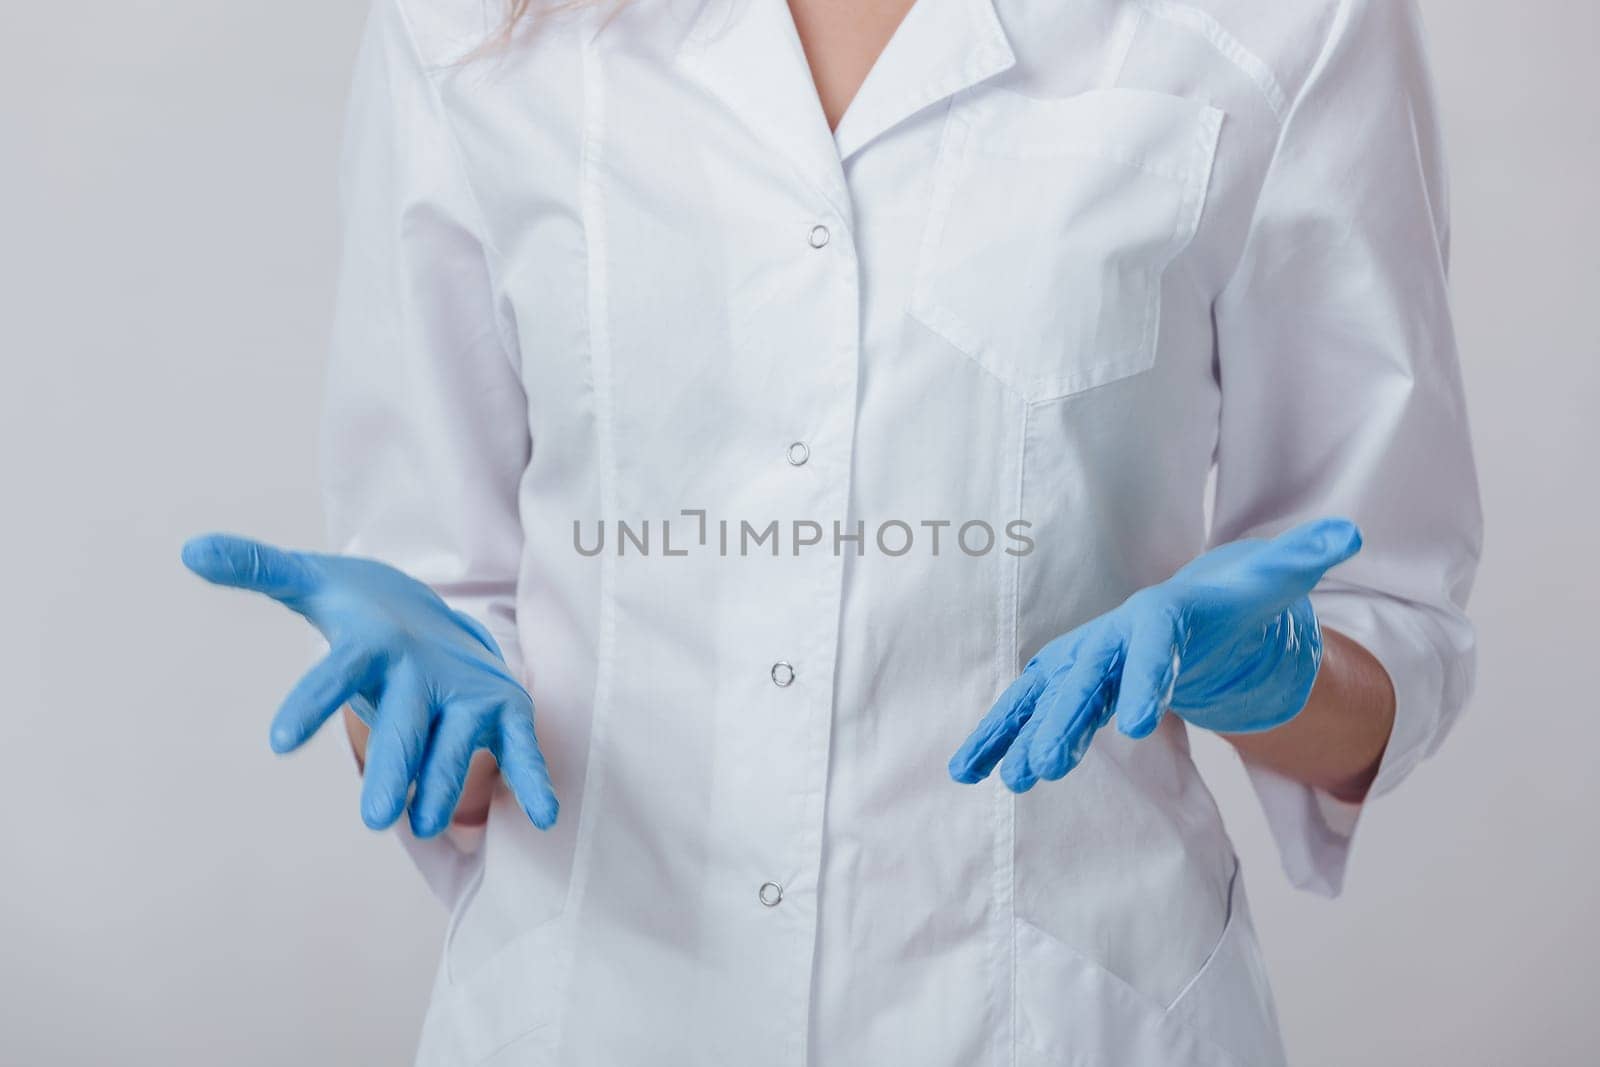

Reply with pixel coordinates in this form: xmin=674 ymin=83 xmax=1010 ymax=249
xmin=949 ymin=517 xmax=1363 ymax=793
xmin=181 ymin=533 xmax=558 ymax=836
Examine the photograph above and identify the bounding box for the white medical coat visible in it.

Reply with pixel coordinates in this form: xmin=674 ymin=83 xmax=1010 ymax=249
xmin=319 ymin=0 xmax=1482 ymax=1062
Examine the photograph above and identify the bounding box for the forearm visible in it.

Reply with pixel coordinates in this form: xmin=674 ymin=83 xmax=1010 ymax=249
xmin=341 ymin=707 xmax=499 ymax=827
xmin=1221 ymin=627 xmax=1396 ymax=803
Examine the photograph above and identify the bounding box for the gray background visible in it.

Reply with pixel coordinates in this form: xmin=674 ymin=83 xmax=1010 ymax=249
xmin=2 ymin=1 xmax=1595 ymax=1063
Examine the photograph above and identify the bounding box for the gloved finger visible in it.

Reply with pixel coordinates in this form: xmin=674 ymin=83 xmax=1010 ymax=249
xmin=1112 ymin=609 xmax=1183 ymax=740
xmin=999 ymin=707 xmax=1048 ymax=793
xmin=1026 ymin=642 xmax=1122 ymax=781
xmin=1244 ymin=518 xmax=1363 ymax=603
xmin=408 ymin=710 xmax=487 ymax=839
xmin=180 ymin=533 xmax=320 ymax=604
xmin=359 ymin=661 xmax=432 ymax=831
xmin=492 ymin=697 xmax=559 ymax=830
xmin=269 ymin=643 xmax=380 ymax=754
xmin=949 ymin=670 xmax=1049 ymax=784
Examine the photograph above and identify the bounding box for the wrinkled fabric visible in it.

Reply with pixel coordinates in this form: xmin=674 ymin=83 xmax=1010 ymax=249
xmin=320 ymin=0 xmax=1481 ymax=1062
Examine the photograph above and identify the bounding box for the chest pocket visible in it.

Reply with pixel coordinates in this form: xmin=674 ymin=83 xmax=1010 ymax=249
xmin=908 ymin=86 xmax=1224 ymax=404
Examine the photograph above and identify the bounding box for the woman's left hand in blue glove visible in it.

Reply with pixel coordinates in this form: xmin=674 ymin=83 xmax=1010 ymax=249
xmin=949 ymin=517 xmax=1363 ymax=793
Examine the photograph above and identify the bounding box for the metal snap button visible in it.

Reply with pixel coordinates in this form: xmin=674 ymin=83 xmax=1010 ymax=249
xmin=808 ymin=224 xmax=830 ymax=249
xmin=786 ymin=441 xmax=810 ymax=466
xmin=759 ymin=881 xmax=784 ymax=907
xmin=771 ymin=661 xmax=796 ymax=688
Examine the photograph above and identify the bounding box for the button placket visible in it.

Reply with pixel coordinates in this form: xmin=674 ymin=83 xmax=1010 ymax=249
xmin=743 ymin=209 xmax=848 ymax=937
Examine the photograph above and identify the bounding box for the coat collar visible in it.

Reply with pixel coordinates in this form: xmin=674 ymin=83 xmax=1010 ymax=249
xmin=674 ymin=0 xmax=1016 ymax=217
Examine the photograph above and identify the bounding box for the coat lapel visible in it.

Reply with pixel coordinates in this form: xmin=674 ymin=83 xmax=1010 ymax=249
xmin=832 ymin=0 xmax=1016 ymax=162
xmin=675 ymin=0 xmax=1017 ymax=213
xmin=676 ymin=0 xmax=853 ymax=215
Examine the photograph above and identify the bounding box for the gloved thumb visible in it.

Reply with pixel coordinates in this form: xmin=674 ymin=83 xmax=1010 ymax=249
xmin=1251 ymin=517 xmax=1363 ymax=600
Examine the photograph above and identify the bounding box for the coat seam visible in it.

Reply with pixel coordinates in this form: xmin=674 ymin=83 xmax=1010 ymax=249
xmin=550 ymin=15 xmax=614 ymax=1059
xmin=391 ymin=0 xmax=523 ymax=370
xmin=1003 ymin=400 xmax=1027 ymax=1067
xmin=1132 ymin=0 xmax=1289 ymax=122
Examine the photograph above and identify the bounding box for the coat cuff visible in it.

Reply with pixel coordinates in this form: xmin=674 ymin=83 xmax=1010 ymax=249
xmin=1243 ymin=586 xmax=1453 ymax=896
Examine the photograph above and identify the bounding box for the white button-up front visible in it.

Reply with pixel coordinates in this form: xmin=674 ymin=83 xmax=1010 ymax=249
xmin=320 ymin=0 xmax=1481 ymax=1063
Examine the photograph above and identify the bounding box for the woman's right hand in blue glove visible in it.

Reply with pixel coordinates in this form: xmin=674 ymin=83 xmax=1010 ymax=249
xmin=181 ymin=533 xmax=558 ymax=837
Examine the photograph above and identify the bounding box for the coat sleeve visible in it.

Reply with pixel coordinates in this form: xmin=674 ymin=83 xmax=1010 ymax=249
xmin=1206 ymin=0 xmax=1483 ymax=897
xmin=318 ymin=0 xmax=529 ymax=907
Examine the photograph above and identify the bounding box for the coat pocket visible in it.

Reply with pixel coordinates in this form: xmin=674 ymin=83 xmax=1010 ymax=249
xmin=1162 ymin=862 xmax=1288 ymax=1067
xmin=1015 ymin=858 xmax=1284 ymax=1067
xmin=414 ymin=905 xmax=568 ymax=1067
xmin=413 ymin=818 xmax=571 ymax=1067
xmin=909 ymin=86 xmax=1223 ymax=404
